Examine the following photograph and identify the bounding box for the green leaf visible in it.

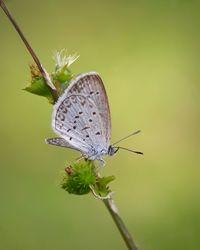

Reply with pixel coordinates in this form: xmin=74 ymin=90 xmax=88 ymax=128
xmin=24 ymin=76 xmax=55 ymax=104
xmin=95 ymin=175 xmax=115 ymax=197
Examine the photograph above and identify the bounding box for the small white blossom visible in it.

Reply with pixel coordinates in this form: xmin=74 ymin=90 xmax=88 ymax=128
xmin=53 ymin=49 xmax=79 ymax=68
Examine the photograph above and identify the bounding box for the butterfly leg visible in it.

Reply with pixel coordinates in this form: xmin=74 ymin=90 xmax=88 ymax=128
xmin=74 ymin=154 xmax=85 ymax=162
xmin=99 ymin=158 xmax=106 ymax=167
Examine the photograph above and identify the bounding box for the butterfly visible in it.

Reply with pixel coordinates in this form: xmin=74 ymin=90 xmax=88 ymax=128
xmin=46 ymin=72 xmax=142 ymax=164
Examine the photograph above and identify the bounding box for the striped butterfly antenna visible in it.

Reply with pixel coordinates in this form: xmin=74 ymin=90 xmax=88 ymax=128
xmin=112 ymin=130 xmax=143 ymax=155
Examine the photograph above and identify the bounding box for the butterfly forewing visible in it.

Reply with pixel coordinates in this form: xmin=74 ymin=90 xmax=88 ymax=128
xmin=68 ymin=73 xmax=111 ymax=143
xmin=52 ymin=72 xmax=111 ymax=156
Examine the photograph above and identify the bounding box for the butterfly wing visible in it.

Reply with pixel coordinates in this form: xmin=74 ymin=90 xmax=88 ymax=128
xmin=52 ymin=72 xmax=111 ymax=157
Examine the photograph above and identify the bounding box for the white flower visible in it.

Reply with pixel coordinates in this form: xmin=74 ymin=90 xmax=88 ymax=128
xmin=53 ymin=49 xmax=79 ymax=68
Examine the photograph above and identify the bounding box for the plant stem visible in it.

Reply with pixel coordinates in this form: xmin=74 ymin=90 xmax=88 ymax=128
xmin=0 ymin=0 xmax=58 ymax=102
xmin=103 ymin=198 xmax=138 ymax=250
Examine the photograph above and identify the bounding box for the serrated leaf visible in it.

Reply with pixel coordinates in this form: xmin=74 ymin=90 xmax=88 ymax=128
xmin=24 ymin=76 xmax=54 ymax=104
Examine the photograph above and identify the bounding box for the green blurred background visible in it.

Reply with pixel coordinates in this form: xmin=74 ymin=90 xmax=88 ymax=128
xmin=0 ymin=0 xmax=199 ymax=249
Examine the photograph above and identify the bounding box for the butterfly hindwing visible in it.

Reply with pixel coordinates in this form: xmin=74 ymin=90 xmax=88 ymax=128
xmin=45 ymin=137 xmax=80 ymax=151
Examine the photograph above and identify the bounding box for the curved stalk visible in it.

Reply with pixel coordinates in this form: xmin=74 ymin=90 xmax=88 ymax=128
xmin=103 ymin=198 xmax=138 ymax=250
xmin=0 ymin=0 xmax=58 ymax=102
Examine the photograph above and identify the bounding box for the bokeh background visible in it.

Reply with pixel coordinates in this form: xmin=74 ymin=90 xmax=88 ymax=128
xmin=0 ymin=0 xmax=199 ymax=249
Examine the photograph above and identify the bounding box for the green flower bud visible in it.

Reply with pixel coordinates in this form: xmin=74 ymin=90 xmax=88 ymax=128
xmin=61 ymin=160 xmax=96 ymax=195
xmin=61 ymin=160 xmax=115 ymax=198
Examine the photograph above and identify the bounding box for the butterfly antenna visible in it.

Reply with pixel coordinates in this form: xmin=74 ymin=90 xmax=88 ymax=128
xmin=112 ymin=130 xmax=141 ymax=146
xmin=0 ymin=0 xmax=58 ymax=100
xmin=117 ymin=146 xmax=143 ymax=155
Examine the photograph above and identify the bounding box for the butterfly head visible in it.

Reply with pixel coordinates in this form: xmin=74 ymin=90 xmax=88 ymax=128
xmin=108 ymin=145 xmax=119 ymax=156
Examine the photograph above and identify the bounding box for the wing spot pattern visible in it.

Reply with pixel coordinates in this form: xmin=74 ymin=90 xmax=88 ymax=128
xmin=60 ymin=105 xmax=67 ymax=113
xmin=57 ymin=113 xmax=65 ymax=121
xmin=66 ymin=103 xmax=72 ymax=108
xmin=70 ymin=96 xmax=78 ymax=103
xmin=82 ymin=126 xmax=90 ymax=131
xmin=58 ymin=124 xmax=63 ymax=129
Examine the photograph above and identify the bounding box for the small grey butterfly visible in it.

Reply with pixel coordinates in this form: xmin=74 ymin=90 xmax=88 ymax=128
xmin=46 ymin=72 xmax=142 ymax=163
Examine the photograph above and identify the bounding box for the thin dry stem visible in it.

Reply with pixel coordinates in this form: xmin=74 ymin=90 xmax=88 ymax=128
xmin=0 ymin=0 xmax=58 ymax=102
xmin=103 ymin=198 xmax=138 ymax=250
